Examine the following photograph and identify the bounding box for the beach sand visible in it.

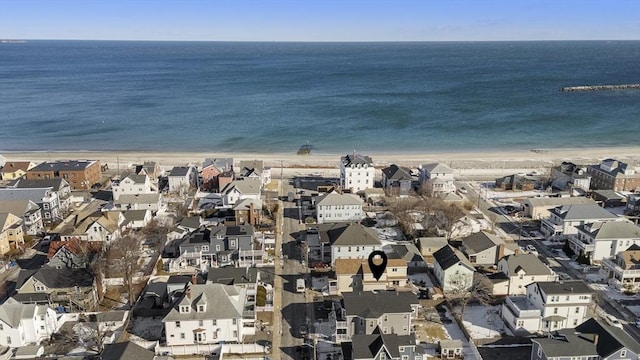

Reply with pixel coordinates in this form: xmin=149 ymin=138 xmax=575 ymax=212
xmin=2 ymin=147 xmax=638 ymax=176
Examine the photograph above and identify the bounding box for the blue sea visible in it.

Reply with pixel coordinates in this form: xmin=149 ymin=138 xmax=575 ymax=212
xmin=1 ymin=40 xmax=639 ymax=154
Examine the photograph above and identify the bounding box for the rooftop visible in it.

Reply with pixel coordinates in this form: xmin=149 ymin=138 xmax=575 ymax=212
xmin=30 ymin=160 xmax=98 ymax=172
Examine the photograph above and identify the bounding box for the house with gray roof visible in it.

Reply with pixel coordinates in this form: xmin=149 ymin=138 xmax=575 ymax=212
xmin=113 ymin=193 xmax=160 ymax=211
xmin=315 ymin=191 xmax=364 ymax=224
xmin=521 ymin=196 xmax=597 ymax=220
xmin=340 ymin=153 xmax=375 ymax=193
xmin=416 ymin=237 xmax=448 ymax=264
xmin=163 ymin=283 xmax=255 ymax=345
xmin=531 ymin=318 xmax=640 ymax=360
xmin=569 ymin=220 xmax=640 ymax=263
xmin=0 ymin=199 xmax=43 ymax=235
xmin=318 ymin=223 xmax=382 ymax=266
xmin=433 ymin=245 xmax=475 ymax=292
xmin=541 ymin=204 xmax=620 ymax=241
xmin=120 ymin=209 xmax=152 ymax=230
xmin=221 ymin=178 xmax=262 ymax=206
xmin=101 ymin=341 xmax=155 ymax=360
xmin=587 ymin=158 xmax=640 ymax=192
xmin=0 ymin=299 xmax=57 ymax=348
xmin=334 ymin=291 xmax=420 ymax=343
xmin=419 ymin=163 xmax=456 ymax=197
xmin=386 ymin=243 xmax=427 ymax=270
xmin=111 ymin=173 xmax=153 ymax=201
xmin=497 ymin=254 xmax=556 ymax=295
xmin=381 ymin=164 xmax=414 ymax=197
xmin=601 ymin=244 xmax=640 ymax=291
xmin=0 ymin=187 xmax=62 ymax=223
xmin=9 ymin=177 xmax=72 ymax=215
xmin=460 ymin=231 xmax=508 ymax=267
xmin=502 ymin=280 xmax=593 ymax=334
xmin=168 ymin=166 xmax=196 ymax=194
xmin=341 ymin=330 xmax=421 ymax=360
xmin=14 ymin=268 xmax=99 ymax=312
xmin=237 ymin=160 xmax=271 ymax=186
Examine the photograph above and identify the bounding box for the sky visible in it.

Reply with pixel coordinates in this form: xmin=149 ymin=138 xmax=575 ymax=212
xmin=0 ymin=0 xmax=638 ymax=41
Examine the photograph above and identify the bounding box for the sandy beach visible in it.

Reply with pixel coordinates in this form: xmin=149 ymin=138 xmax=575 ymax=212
xmin=2 ymin=146 xmax=638 ymax=176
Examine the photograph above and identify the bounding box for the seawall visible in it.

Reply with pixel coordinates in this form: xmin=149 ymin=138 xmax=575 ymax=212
xmin=560 ymin=84 xmax=640 ymax=92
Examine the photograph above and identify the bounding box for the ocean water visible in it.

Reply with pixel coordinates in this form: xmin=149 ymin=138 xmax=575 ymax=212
xmin=0 ymin=40 xmax=639 ymax=154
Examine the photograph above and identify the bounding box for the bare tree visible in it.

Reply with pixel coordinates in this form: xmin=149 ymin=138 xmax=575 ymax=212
xmin=438 ymin=204 xmax=465 ymax=240
xmin=447 ymin=273 xmax=493 ymax=318
xmin=109 ymin=233 xmax=142 ymax=308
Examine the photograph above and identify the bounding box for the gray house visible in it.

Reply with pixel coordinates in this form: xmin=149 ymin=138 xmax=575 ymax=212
xmin=381 ymin=164 xmax=414 ymax=197
xmin=177 ymin=225 xmax=257 ymax=268
xmin=460 ymin=231 xmax=505 ymax=267
xmin=334 ymin=291 xmax=419 ymax=343
xmin=531 ymin=318 xmax=640 ymax=360
xmin=342 ymin=331 xmax=421 ymax=360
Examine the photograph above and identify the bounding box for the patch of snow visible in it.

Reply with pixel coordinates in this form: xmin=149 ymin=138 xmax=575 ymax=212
xmin=130 ymin=317 xmax=164 ymax=341
xmin=462 ymin=305 xmax=511 ymax=339
xmin=408 ymin=273 xmax=434 ymax=288
xmin=584 ymin=272 xmax=605 ymax=283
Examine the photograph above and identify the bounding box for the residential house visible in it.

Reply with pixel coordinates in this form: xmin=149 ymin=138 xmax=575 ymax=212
xmin=531 ymin=318 xmax=640 ymax=360
xmin=26 ymin=160 xmax=102 ymax=190
xmin=335 ymin=258 xmax=408 ymax=294
xmin=342 ymin=331 xmax=421 ymax=360
xmin=386 ymin=243 xmax=427 ymax=271
xmin=68 ymin=210 xmax=121 ymax=245
xmin=439 ymin=339 xmax=464 ymax=359
xmin=14 ymin=267 xmax=99 ymax=312
xmin=9 ymin=178 xmax=72 ymax=216
xmin=460 ymin=231 xmax=511 ymax=267
xmin=501 ymin=280 xmax=593 ymax=334
xmin=238 ymin=160 xmax=270 ymax=186
xmin=111 ymin=174 xmax=154 ymax=201
xmin=570 ymin=221 xmax=640 ymax=263
xmin=0 ymin=161 xmax=36 ymax=180
xmin=381 ymin=164 xmax=413 ymax=197
xmin=432 ymin=245 xmax=476 ymax=293
xmin=220 ymin=178 xmax=262 ymax=206
xmin=232 ymin=198 xmax=262 ymax=225
xmin=315 ymin=191 xmax=364 ymax=224
xmin=626 ymin=193 xmax=640 ymax=215
xmin=46 ymin=245 xmax=90 ymax=269
xmin=168 ymin=166 xmax=196 ymax=193
xmin=521 ymin=197 xmax=597 ymax=220
xmin=495 ymin=174 xmax=537 ymax=191
xmin=496 ymin=254 xmax=556 ymax=295
xmin=0 ymin=300 xmax=57 ymax=348
xmin=334 ymin=291 xmax=420 ymax=343
xmin=101 ymin=341 xmax=155 ymax=360
xmin=306 ymin=226 xmax=330 ymax=265
xmin=416 ymin=237 xmax=448 ymax=265
xmin=0 ymin=213 xmax=24 ymax=256
xmin=587 ymin=158 xmax=640 ymax=192
xmin=0 ymin=199 xmax=43 ymax=235
xmin=602 ymin=244 xmax=640 ymax=291
xmin=135 ymin=161 xmax=161 ymax=180
xmin=551 ymin=161 xmax=592 ymax=191
xmin=419 ymin=163 xmax=456 ymax=197
xmin=340 ymin=153 xmax=375 ymax=193
xmin=318 ymin=223 xmax=382 ymax=266
xmin=0 ymin=188 xmax=62 ymax=223
xmin=173 ymin=224 xmax=259 ymax=271
xmin=201 ymin=158 xmax=234 ymax=191
xmin=162 ymin=283 xmax=255 ymax=346
xmin=591 ymin=190 xmax=626 ymax=208
xmin=113 ymin=193 xmax=161 ymax=211
xmin=540 ymin=204 xmax=620 ymax=241
xmin=120 ymin=209 xmax=152 ymax=230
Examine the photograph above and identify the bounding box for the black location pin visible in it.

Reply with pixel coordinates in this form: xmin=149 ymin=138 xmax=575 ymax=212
xmin=368 ymin=250 xmax=388 ymax=281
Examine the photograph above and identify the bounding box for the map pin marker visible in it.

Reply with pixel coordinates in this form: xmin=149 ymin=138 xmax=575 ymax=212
xmin=368 ymin=250 xmax=388 ymax=281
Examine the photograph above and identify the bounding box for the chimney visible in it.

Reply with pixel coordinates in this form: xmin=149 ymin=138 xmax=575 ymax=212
xmin=186 ymin=286 xmax=192 ymax=299
xmin=498 ymin=244 xmax=505 ymax=260
xmin=192 ymin=272 xmax=198 ymax=285
xmin=249 ymin=202 xmax=256 ymax=225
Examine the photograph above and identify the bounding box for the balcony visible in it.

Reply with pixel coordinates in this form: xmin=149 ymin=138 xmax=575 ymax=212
xmin=568 ymin=236 xmax=594 ymax=252
xmin=505 ymin=297 xmax=541 ymax=318
xmin=602 ymin=258 xmax=640 ymax=278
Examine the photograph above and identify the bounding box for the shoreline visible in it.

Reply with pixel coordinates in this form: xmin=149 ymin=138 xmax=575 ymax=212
xmin=2 ymin=146 xmax=638 ymax=171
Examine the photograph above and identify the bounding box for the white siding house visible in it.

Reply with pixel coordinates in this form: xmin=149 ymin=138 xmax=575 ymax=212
xmin=569 ymin=221 xmax=640 ymax=263
xmin=315 ymin=192 xmax=364 ymax=224
xmin=112 ymin=174 xmax=153 ymax=201
xmin=433 ymin=245 xmax=476 ymax=292
xmin=419 ymin=163 xmax=456 ymax=196
xmin=340 ymin=153 xmax=375 ymax=193
xmin=0 ymin=301 xmax=57 ymax=348
xmin=496 ymin=254 xmax=556 ymax=295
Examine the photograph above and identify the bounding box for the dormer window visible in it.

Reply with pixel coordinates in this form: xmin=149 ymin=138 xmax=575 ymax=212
xmin=180 ymin=305 xmax=191 ymax=313
xmin=198 ymin=304 xmax=206 ymax=312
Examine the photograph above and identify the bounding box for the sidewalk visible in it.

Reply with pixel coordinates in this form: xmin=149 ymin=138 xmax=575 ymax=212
xmin=271 ymin=181 xmax=285 ymax=360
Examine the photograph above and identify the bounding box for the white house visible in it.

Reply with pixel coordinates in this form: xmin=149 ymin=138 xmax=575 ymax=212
xmin=432 ymin=245 xmax=476 ymax=292
xmin=315 ymin=191 xmax=364 ymax=224
xmin=540 ymin=204 xmax=620 ymax=241
xmin=0 ymin=300 xmax=57 ymax=348
xmin=419 ymin=163 xmax=456 ymax=196
xmin=324 ymin=223 xmax=382 ymax=266
xmin=162 ymin=283 xmax=255 ymax=346
xmin=601 ymin=244 xmax=640 ymax=290
xmin=113 ymin=193 xmax=161 ymax=211
xmin=168 ymin=166 xmax=195 ymax=194
xmin=112 ymin=174 xmax=153 ymax=201
xmin=220 ymin=178 xmax=261 ymax=206
xmin=340 ymin=153 xmax=375 ymax=193
xmin=120 ymin=209 xmax=152 ymax=230
xmin=501 ymin=280 xmax=593 ymax=334
xmin=496 ymin=254 xmax=556 ymax=295
xmin=569 ymin=220 xmax=640 ymax=263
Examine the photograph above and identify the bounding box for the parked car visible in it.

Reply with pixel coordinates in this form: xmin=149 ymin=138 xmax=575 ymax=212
xmin=635 ymin=317 xmax=640 ymax=328
xmin=557 ymin=272 xmax=572 ymax=281
xmin=526 ymin=245 xmax=538 ymax=253
xmin=605 ymin=314 xmax=623 ymax=329
xmin=458 ymin=186 xmax=468 ymax=194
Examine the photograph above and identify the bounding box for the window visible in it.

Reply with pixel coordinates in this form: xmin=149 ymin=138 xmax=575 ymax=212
xmin=199 ymin=320 xmax=203 ymax=326
xmin=180 ymin=333 xmax=185 ymax=339
xmin=198 ymin=305 xmax=205 ymax=312
xmin=232 ymin=318 xmax=237 ymax=325
xmin=175 ymin=321 xmax=181 ymax=328
xmin=537 ymin=347 xmax=542 ymax=357
xmin=202 ymin=245 xmax=209 ymax=252
xmin=575 ymin=307 xmax=580 ymax=313
xmin=233 ymin=330 xmax=238 ymax=338
xmin=212 ymin=319 xmax=217 ymax=326
xmin=621 ymin=350 xmax=626 ymax=357
xmin=6 ymin=337 xmax=10 ymax=345
xmin=553 ymin=308 xmax=558 ymax=314
xmin=0 ymin=324 xmax=3 ymax=330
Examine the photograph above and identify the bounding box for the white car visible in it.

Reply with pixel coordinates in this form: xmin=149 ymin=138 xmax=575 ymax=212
xmin=526 ymin=245 xmax=537 ymax=253
xmin=458 ymin=186 xmax=468 ymax=194
xmin=605 ymin=314 xmax=623 ymax=329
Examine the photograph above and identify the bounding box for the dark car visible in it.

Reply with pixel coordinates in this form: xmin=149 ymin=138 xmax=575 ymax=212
xmin=91 ymin=182 xmax=102 ymax=189
xmin=440 ymin=315 xmax=454 ymax=324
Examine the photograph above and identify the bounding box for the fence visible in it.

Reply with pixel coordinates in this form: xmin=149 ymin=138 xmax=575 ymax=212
xmin=156 ymin=343 xmax=268 ymax=357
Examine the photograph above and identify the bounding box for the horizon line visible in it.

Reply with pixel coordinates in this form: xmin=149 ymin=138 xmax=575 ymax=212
xmin=2 ymin=38 xmax=640 ymax=43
